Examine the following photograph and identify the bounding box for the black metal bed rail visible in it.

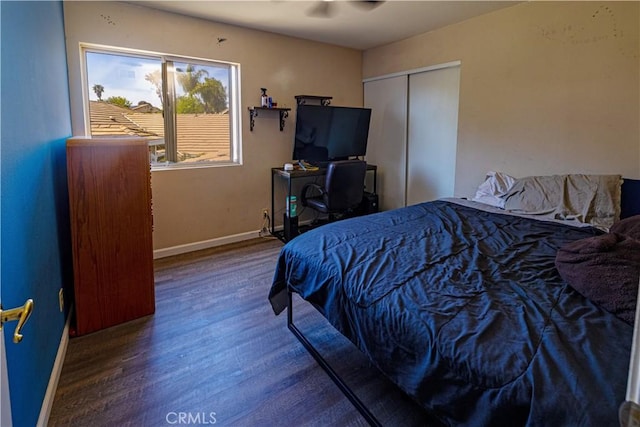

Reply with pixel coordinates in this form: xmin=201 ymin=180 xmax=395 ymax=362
xmin=287 ymin=291 xmax=382 ymax=427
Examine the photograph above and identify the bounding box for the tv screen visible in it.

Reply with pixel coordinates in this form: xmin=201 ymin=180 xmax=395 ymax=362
xmin=292 ymin=105 xmax=371 ymax=163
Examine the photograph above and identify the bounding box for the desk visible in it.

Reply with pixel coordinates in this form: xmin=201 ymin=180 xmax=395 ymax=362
xmin=271 ymin=164 xmax=377 ymax=242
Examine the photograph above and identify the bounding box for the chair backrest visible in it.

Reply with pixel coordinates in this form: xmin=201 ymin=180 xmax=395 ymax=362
xmin=323 ymin=160 xmax=367 ymax=212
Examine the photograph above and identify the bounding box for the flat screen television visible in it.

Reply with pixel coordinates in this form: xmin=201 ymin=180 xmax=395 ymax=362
xmin=292 ymin=105 xmax=371 ymax=164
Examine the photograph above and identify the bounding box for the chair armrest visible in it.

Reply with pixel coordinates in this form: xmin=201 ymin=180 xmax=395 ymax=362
xmin=301 ymin=183 xmax=324 ymax=207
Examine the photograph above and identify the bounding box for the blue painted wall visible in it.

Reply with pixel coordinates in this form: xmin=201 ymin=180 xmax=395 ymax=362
xmin=1 ymin=1 xmax=72 ymax=425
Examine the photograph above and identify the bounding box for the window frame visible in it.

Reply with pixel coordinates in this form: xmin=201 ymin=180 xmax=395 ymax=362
xmin=80 ymin=43 xmax=242 ymax=170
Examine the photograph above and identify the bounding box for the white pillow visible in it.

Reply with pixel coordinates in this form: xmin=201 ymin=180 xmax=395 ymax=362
xmin=471 ymin=171 xmax=516 ymax=209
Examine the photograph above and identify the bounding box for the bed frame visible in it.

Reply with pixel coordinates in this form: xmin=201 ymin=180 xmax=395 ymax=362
xmin=287 ymin=291 xmax=382 ymax=426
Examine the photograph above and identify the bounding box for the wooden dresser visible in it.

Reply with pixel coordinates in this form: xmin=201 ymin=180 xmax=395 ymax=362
xmin=67 ymin=137 xmax=155 ymax=336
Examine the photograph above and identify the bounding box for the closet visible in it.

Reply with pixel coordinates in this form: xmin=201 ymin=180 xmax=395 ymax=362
xmin=364 ymin=62 xmax=460 ymax=210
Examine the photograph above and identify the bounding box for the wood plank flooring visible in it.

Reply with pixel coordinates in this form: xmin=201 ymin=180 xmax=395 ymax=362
xmin=48 ymin=238 xmax=433 ymax=426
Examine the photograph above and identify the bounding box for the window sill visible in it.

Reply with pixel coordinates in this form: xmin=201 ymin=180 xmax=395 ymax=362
xmin=150 ymin=161 xmax=242 ymax=172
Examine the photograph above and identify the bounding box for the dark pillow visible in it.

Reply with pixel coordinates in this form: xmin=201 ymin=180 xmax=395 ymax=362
xmin=555 ymin=232 xmax=640 ymax=325
xmin=610 ymin=215 xmax=640 ymax=240
xmin=621 ymin=179 xmax=640 ymax=219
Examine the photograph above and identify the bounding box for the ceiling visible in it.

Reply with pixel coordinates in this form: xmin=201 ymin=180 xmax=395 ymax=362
xmin=131 ymin=1 xmax=520 ymax=50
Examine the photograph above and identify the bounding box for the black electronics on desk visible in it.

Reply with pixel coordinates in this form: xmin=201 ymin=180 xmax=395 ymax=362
xmin=356 ymin=192 xmax=379 ymax=216
xmin=292 ymin=105 xmax=371 ymax=165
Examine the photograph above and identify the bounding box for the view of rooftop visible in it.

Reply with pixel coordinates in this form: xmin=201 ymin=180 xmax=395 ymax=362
xmin=89 ymin=100 xmax=231 ymax=162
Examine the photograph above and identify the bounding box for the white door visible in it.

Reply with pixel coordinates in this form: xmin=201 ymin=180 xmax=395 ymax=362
xmin=406 ymin=66 xmax=460 ymax=205
xmin=364 ymin=75 xmax=408 ymax=211
xmin=1 ymin=329 xmax=12 ymax=426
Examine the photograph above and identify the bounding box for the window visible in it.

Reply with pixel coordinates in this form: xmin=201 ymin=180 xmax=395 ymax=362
xmin=83 ymin=45 xmax=241 ymax=167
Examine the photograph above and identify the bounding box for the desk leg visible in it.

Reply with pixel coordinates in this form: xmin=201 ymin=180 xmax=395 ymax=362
xmin=373 ymin=169 xmax=377 ymax=194
xmin=271 ymin=171 xmax=275 ymax=235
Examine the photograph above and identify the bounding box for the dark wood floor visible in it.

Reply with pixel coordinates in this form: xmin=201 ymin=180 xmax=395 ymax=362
xmin=48 ymin=238 xmax=431 ymax=426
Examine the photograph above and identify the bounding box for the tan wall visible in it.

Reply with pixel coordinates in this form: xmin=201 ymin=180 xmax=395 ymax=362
xmin=63 ymin=1 xmax=363 ymax=250
xmin=363 ymin=1 xmax=640 ymax=197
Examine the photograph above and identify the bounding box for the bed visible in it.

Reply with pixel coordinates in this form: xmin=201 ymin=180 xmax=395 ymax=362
xmin=268 ymin=173 xmax=640 ymax=426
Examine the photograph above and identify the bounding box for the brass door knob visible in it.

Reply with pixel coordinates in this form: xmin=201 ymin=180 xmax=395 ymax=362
xmin=0 ymin=299 xmax=34 ymax=343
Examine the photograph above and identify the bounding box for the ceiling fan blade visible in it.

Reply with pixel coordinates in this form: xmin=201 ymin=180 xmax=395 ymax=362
xmin=351 ymin=0 xmax=385 ymax=12
xmin=307 ymin=1 xmax=336 ymax=18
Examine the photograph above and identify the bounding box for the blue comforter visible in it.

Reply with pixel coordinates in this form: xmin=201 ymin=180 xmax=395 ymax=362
xmin=269 ymin=200 xmax=632 ymax=426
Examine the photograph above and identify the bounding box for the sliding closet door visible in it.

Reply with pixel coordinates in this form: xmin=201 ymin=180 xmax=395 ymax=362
xmin=364 ymin=75 xmax=408 ymax=211
xmin=406 ymin=66 xmax=460 ymax=205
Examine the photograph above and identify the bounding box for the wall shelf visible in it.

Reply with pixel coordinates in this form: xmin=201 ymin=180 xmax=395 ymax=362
xmin=295 ymin=95 xmax=332 ymax=106
xmin=248 ymin=106 xmax=291 ymax=131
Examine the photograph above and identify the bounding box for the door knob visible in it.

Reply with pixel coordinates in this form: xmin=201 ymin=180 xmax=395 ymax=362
xmin=0 ymin=299 xmax=34 ymax=343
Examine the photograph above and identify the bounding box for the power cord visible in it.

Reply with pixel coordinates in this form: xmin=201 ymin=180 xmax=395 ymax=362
xmin=259 ymin=211 xmax=276 ymax=239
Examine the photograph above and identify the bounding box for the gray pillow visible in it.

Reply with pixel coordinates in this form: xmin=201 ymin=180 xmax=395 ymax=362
xmin=503 ymin=174 xmax=622 ymax=229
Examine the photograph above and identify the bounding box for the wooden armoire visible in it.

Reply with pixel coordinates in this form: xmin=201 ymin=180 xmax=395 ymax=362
xmin=66 ymin=137 xmax=155 ymax=336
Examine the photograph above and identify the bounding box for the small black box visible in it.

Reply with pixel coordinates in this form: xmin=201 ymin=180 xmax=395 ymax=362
xmin=357 ymin=192 xmax=379 ymax=216
xmin=283 ymin=214 xmax=299 ymax=241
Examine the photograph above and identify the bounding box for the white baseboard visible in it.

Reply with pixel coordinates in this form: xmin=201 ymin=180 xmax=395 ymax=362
xmin=153 ymin=230 xmax=261 ymax=259
xmin=37 ymin=313 xmax=70 ymax=427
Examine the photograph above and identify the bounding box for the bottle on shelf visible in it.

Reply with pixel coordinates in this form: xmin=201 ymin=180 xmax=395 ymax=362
xmin=261 ymin=88 xmax=268 ymax=107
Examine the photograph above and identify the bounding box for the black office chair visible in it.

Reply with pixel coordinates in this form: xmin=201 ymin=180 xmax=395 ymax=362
xmin=301 ymin=159 xmax=367 ymax=220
